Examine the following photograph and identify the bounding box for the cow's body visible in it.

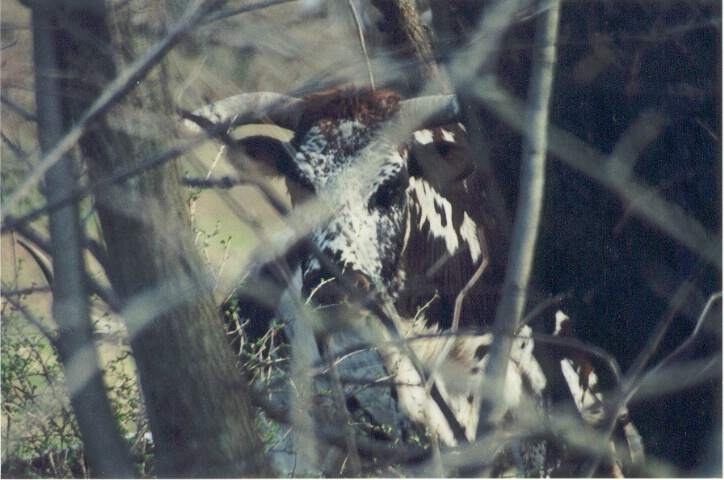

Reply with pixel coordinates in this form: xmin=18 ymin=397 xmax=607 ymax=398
xmin=189 ymin=86 xmax=641 ymax=475
xmin=270 ymin=88 xmax=533 ymax=447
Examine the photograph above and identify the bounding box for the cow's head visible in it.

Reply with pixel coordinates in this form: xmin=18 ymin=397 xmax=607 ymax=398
xmin=287 ymin=89 xmax=413 ymax=303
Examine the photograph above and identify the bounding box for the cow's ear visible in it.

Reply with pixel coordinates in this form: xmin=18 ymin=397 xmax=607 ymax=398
xmin=408 ymin=124 xmax=474 ymax=193
xmin=229 ymin=135 xmax=294 ymax=177
xmin=230 ymin=135 xmax=315 ymax=203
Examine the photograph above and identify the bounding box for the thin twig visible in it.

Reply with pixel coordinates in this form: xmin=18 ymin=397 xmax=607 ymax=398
xmin=13 ymin=223 xmax=122 ymax=312
xmin=322 ymin=336 xmax=362 ymax=476
xmin=346 ymin=0 xmax=375 ymax=90
xmin=1 ymin=131 xmax=31 ymax=162
xmin=3 ymin=294 xmax=58 ymax=345
xmin=181 ymin=175 xmax=245 ymax=188
xmin=1 ymin=286 xmax=52 ymax=296
xmin=621 ymin=291 xmax=721 ymax=410
xmin=526 ymin=331 xmax=624 ymax=383
xmin=1 ymin=93 xmax=38 ymax=121
xmin=201 ymin=0 xmax=299 ymax=25
xmin=447 ymin=0 xmax=536 ymax=87
xmin=425 ymin=228 xmax=489 ymax=393
xmin=625 ymin=261 xmax=707 ymax=387
xmin=580 ymin=285 xmax=719 ymax=477
xmin=16 ymin=238 xmax=54 ymax=285
xmin=519 ymin=292 xmax=568 ymax=326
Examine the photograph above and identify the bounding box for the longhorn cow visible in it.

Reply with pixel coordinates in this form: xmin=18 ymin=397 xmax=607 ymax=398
xmin=184 ymin=86 xmax=641 ymax=476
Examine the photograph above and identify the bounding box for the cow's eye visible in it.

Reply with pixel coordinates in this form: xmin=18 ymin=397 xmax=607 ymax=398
xmin=369 ymin=172 xmax=408 ymax=211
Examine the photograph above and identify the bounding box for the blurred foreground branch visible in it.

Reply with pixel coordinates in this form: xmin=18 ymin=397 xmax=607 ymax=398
xmin=481 ymin=0 xmax=561 ymax=428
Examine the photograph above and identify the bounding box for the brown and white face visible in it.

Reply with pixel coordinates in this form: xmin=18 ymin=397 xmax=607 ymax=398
xmin=281 ymin=89 xmax=484 ymax=313
xmin=289 ymin=96 xmax=411 ymax=301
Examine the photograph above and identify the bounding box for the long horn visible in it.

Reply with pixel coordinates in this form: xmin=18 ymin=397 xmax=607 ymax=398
xmin=182 ymin=92 xmax=303 ymax=134
xmin=398 ymin=94 xmax=460 ymax=129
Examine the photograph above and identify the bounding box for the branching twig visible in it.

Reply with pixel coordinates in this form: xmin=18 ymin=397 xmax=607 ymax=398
xmin=621 ymin=291 xmax=721 ymax=409
xmin=624 ymin=260 xmax=708 ymax=391
xmin=580 ymin=290 xmax=721 ymax=477
xmin=1 ymin=93 xmax=38 ymax=122
xmin=3 ymin=294 xmax=58 ymax=346
xmin=2 ymin=136 xmax=205 ymax=234
xmin=607 ymin=108 xmax=669 ymax=179
xmin=13 ymin=224 xmax=122 ymax=312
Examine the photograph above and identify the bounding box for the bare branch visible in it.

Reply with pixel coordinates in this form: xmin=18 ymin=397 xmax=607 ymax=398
xmin=607 ymin=108 xmax=669 ymax=180
xmin=481 ymin=0 xmax=561 ymax=427
xmin=626 ymin=291 xmax=722 ymax=405
xmin=447 ymin=0 xmax=536 ymax=86
xmin=2 ymin=136 xmax=203 ymax=234
xmin=13 ymin=223 xmax=122 ymax=312
xmin=1 ymin=286 xmax=52 ymax=296
xmin=1 ymin=93 xmax=38 ymax=122
xmin=371 ymin=0 xmax=451 ymax=93
xmin=426 ymin=227 xmax=489 ymax=392
xmin=346 ymin=0 xmax=375 ymax=90
xmin=630 ymin=355 xmax=722 ymax=403
xmin=322 ymin=336 xmax=362 ymax=476
xmin=580 ymin=291 xmax=722 ymax=477
xmin=201 ymin=0 xmax=299 ymax=25
xmin=3 ymin=293 xmax=58 ymax=345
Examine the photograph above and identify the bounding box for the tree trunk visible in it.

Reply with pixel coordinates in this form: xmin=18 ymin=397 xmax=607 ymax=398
xmin=39 ymin=0 xmax=272 ymax=476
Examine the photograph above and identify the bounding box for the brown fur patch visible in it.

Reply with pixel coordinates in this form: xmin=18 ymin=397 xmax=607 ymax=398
xmin=297 ymin=86 xmax=403 ymax=133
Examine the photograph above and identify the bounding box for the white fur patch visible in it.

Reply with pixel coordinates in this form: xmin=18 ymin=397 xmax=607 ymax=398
xmin=560 ymin=358 xmax=602 ymax=420
xmin=554 ymin=310 xmax=568 ymax=335
xmin=460 ymin=212 xmax=482 ymax=263
xmin=408 ymin=177 xmax=459 ymax=256
xmin=440 ymin=128 xmax=455 ymax=142
xmin=408 ymin=178 xmax=482 ymax=263
xmin=395 ymin=321 xmax=547 ymax=444
xmin=413 ymin=129 xmax=434 ymax=145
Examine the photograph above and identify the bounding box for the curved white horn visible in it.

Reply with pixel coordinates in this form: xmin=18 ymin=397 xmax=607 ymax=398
xmin=183 ymin=92 xmax=303 ymax=134
xmin=398 ymin=94 xmax=460 ymax=129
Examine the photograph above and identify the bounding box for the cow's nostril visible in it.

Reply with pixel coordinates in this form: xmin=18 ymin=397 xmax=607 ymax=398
xmin=302 ymin=270 xmax=375 ymax=306
xmin=350 ymin=272 xmax=373 ymax=293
